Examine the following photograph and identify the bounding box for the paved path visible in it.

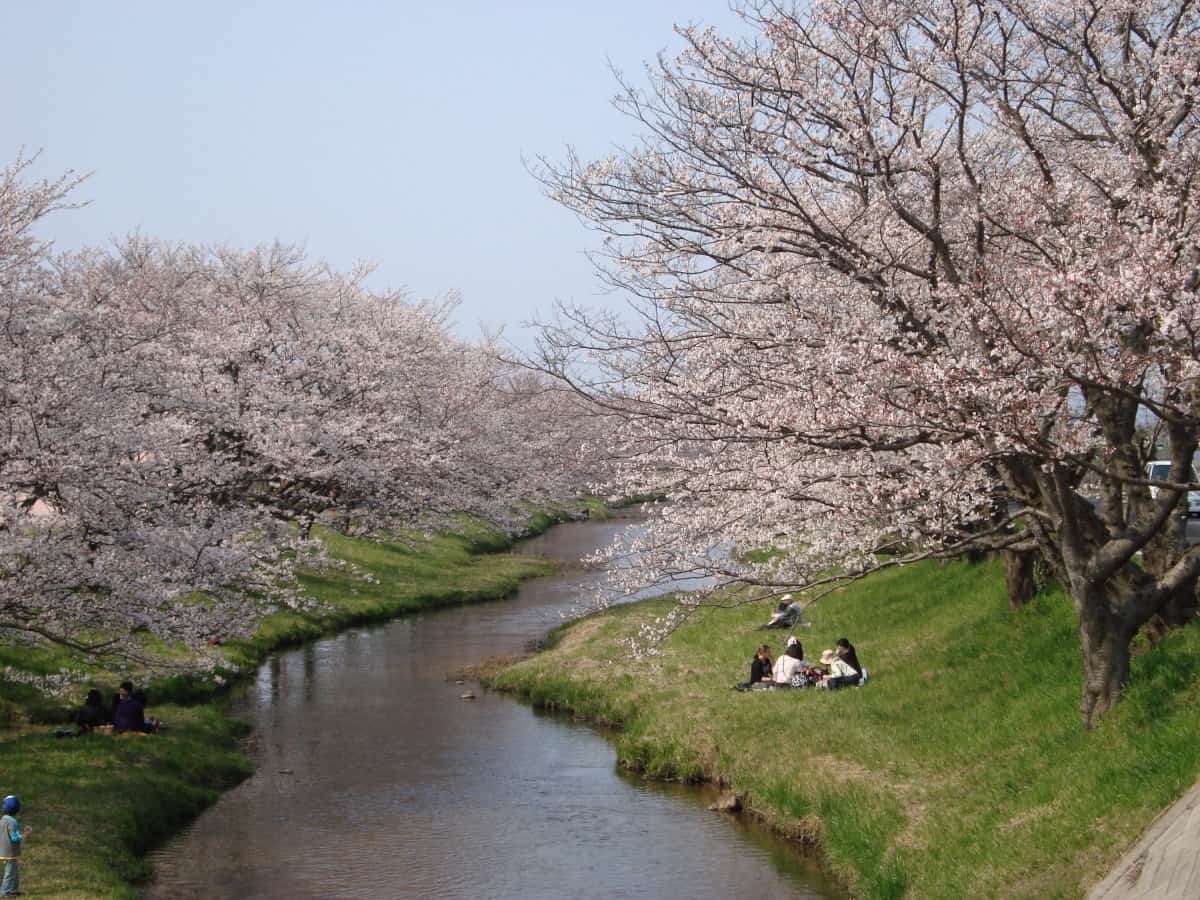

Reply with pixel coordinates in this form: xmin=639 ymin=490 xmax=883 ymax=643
xmin=1089 ymin=783 xmax=1200 ymax=899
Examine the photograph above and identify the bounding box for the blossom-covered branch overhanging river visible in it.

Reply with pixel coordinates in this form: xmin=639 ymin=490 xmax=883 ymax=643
xmin=144 ymin=513 xmax=839 ymax=899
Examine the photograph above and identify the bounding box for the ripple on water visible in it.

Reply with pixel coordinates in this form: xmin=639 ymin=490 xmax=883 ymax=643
xmin=144 ymin=516 xmax=838 ymax=899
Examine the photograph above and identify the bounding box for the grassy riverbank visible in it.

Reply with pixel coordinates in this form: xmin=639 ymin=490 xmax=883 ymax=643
xmin=491 ymin=558 xmax=1200 ymax=898
xmin=220 ymin=515 xmax=561 ymax=670
xmin=0 ymin=506 xmax=580 ymax=897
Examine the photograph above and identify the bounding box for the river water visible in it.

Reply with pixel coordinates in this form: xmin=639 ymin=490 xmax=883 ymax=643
xmin=144 ymin=513 xmax=837 ymax=899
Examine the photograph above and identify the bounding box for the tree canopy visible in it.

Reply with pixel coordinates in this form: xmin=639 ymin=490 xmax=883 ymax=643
xmin=1 ymin=155 xmax=600 ymax=657
xmin=534 ymin=0 xmax=1200 ymax=726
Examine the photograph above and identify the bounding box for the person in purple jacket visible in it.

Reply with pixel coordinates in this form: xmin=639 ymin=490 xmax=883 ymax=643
xmin=112 ymin=681 xmax=146 ymax=733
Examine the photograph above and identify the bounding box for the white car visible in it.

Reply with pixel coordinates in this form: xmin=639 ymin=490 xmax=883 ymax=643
xmin=1146 ymin=461 xmax=1200 ymax=518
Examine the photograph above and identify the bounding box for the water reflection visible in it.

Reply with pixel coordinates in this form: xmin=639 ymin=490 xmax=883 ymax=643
xmin=144 ymin=513 xmax=838 ymax=899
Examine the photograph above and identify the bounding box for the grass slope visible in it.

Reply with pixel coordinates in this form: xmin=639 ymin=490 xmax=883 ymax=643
xmin=222 ymin=520 xmax=557 ymax=668
xmin=0 ymin=708 xmax=250 ymax=899
xmin=0 ymin=510 xmax=569 ymax=897
xmin=492 ymin=558 xmax=1200 ymax=899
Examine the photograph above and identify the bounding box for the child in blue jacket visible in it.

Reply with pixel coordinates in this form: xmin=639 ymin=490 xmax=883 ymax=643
xmin=0 ymin=795 xmax=29 ymax=896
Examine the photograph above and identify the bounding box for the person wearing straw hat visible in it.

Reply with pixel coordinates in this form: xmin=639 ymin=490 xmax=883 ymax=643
xmin=819 ymin=641 xmax=864 ymax=689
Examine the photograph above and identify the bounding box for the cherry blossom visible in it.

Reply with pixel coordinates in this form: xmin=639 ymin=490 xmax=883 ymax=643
xmin=2 ymin=156 xmax=601 ymax=659
xmin=534 ymin=0 xmax=1200 ymax=726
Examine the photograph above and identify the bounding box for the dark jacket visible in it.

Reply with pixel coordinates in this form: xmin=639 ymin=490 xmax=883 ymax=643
xmin=76 ymin=701 xmax=110 ymax=729
xmin=113 ymin=696 xmax=145 ymax=733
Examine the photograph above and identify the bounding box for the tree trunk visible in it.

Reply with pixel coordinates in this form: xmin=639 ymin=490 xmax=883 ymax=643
xmin=1077 ymin=601 xmax=1134 ymax=729
xmin=1141 ymin=582 xmax=1198 ymax=643
xmin=1004 ymin=547 xmax=1037 ymax=611
xmin=1140 ymin=509 xmax=1194 ymax=642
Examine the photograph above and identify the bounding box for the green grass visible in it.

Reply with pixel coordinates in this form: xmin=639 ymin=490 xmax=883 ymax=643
xmin=0 ymin=501 xmax=590 ymax=896
xmin=0 ymin=705 xmax=251 ymax=899
xmin=220 ymin=523 xmax=556 ymax=668
xmin=492 ymin=558 xmax=1200 ymax=899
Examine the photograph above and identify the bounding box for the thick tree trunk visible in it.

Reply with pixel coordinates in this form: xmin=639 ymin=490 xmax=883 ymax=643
xmin=1004 ymin=547 xmax=1037 ymax=611
xmin=1077 ymin=601 xmax=1134 ymax=729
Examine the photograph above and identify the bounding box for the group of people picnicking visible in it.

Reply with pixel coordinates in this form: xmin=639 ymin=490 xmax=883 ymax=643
xmin=7 ymin=683 xmax=163 ymax=893
xmin=739 ymin=636 xmax=867 ymax=691
xmin=67 ymin=682 xmax=162 ymax=736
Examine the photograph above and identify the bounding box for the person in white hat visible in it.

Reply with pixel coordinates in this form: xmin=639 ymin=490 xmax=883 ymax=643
xmin=765 ymin=594 xmax=808 ymax=629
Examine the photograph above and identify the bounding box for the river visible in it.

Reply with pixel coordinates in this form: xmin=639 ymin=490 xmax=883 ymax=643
xmin=144 ymin=512 xmax=838 ymax=899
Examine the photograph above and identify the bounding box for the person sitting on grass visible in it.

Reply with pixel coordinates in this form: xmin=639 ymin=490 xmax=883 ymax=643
xmin=134 ymin=690 xmax=163 ymax=733
xmin=818 ymin=648 xmax=855 ymax=686
xmin=75 ymin=688 xmax=110 ymax=732
xmin=819 ymin=639 xmax=866 ymax=689
xmin=837 ymin=638 xmax=863 ymax=677
xmin=750 ymin=644 xmax=774 ymax=686
xmin=772 ymin=637 xmax=809 ymax=686
xmin=765 ymin=594 xmax=808 ymax=629
xmin=112 ymin=681 xmax=147 ymax=734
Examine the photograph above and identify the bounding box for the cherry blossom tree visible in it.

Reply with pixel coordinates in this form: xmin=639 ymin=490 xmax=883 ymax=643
xmin=2 ymin=157 xmax=600 ymax=659
xmin=535 ymin=0 xmax=1200 ymax=726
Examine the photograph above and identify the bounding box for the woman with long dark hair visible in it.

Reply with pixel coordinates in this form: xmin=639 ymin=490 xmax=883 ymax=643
xmin=819 ymin=638 xmax=865 ymax=689
xmin=836 ymin=638 xmax=862 ymax=675
xmin=75 ymin=688 xmax=109 ymax=732
xmin=772 ymin=637 xmax=808 ymax=685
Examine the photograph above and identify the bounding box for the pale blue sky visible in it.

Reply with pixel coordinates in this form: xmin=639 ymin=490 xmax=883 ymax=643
xmin=5 ymin=1 xmax=746 ymax=346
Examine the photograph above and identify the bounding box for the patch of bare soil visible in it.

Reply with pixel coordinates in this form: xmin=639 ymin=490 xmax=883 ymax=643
xmin=452 ymin=654 xmax=531 ymax=683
